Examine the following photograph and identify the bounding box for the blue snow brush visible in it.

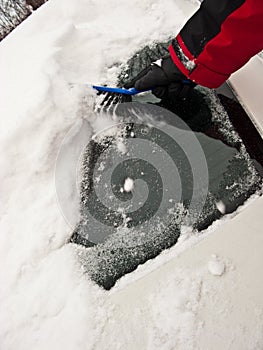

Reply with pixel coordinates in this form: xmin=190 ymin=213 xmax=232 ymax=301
xmin=92 ymin=80 xmax=192 ymax=107
xmin=92 ymin=85 xmax=148 ymax=96
xmin=92 ymin=85 xmax=151 ymax=107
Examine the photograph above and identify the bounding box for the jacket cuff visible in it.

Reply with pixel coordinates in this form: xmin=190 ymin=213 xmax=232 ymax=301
xmin=169 ymin=35 xmax=229 ymax=89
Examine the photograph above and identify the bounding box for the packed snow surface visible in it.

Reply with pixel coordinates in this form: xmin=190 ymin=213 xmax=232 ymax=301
xmin=1 ymin=0 xmax=262 ymax=349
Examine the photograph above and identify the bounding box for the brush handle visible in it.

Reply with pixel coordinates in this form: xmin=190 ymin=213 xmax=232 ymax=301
xmin=92 ymin=85 xmax=145 ymax=95
xmin=92 ymin=80 xmax=192 ymax=96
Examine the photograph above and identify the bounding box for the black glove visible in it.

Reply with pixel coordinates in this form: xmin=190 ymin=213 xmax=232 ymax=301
xmin=124 ymin=56 xmax=196 ymax=100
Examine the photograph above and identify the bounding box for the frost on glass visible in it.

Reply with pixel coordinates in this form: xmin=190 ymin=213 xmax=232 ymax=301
xmin=71 ymin=43 xmax=262 ymax=289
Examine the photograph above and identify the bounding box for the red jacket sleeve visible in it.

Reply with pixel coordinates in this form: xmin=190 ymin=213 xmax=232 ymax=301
xmin=169 ymin=0 xmax=263 ymax=88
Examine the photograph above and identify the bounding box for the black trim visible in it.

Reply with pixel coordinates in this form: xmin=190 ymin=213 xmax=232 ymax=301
xmin=179 ymin=0 xmax=245 ymax=57
xmin=217 ymin=92 xmax=263 ymax=175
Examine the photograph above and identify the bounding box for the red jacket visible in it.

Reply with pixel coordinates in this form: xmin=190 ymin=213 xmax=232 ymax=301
xmin=169 ymin=0 xmax=263 ymax=88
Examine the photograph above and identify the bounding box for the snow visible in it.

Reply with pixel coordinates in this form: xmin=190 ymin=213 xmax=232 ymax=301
xmin=123 ymin=177 xmax=134 ymax=192
xmin=116 ymin=138 xmax=128 ymax=154
xmin=1 ymin=0 xmax=262 ymax=349
xmin=208 ymin=254 xmax=225 ymax=276
xmin=216 ymin=200 xmax=226 ymax=214
xmin=0 ymin=0 xmax=195 ymax=348
xmin=104 ymin=195 xmax=263 ymax=350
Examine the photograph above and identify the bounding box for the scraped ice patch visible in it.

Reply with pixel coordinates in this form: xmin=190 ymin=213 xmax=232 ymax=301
xmin=124 ymin=177 xmax=134 ymax=192
xmin=208 ymin=254 xmax=225 ymax=276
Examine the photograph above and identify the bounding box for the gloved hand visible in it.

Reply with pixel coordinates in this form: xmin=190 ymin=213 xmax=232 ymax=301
xmin=124 ymin=55 xmax=196 ymax=100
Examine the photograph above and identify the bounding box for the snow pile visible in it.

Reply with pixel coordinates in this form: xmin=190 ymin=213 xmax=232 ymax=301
xmin=0 ymin=0 xmax=195 ymax=349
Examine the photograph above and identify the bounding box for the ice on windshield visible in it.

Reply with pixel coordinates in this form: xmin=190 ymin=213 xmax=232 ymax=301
xmin=71 ymin=43 xmax=262 ymax=290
